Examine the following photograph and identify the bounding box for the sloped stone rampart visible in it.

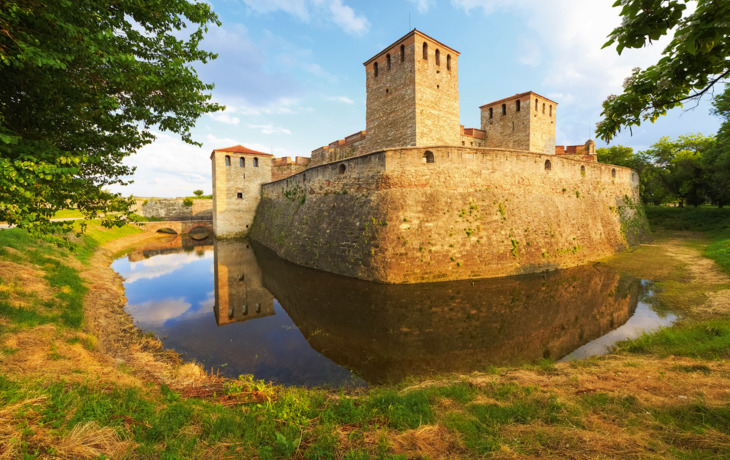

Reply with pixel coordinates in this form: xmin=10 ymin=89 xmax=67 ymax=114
xmin=249 ymin=147 xmax=648 ymax=284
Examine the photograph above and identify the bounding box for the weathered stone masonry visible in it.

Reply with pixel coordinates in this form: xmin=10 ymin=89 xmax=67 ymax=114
xmin=250 ymin=147 xmax=646 ymax=284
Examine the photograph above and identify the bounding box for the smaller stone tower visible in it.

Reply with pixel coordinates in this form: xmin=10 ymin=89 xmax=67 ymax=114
xmin=211 ymin=145 xmax=272 ymax=237
xmin=480 ymin=91 xmax=557 ymax=155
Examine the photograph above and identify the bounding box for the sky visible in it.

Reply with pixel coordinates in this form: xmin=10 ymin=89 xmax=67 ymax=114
xmin=114 ymin=0 xmax=723 ymax=197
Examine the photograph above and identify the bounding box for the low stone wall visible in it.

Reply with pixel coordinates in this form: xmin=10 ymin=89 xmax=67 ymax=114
xmin=133 ymin=198 xmax=212 ymax=220
xmin=250 ymin=146 xmax=648 ymax=283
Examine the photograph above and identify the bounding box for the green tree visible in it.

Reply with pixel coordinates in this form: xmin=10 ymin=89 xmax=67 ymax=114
xmin=705 ymin=85 xmax=730 ymax=207
xmin=642 ymin=134 xmax=714 ymax=206
xmin=597 ymin=0 xmax=730 ymax=141
xmin=596 ymin=145 xmax=637 ymax=169
xmin=193 ymin=189 xmax=204 ymax=197
xmin=0 ymin=0 xmax=222 ymax=239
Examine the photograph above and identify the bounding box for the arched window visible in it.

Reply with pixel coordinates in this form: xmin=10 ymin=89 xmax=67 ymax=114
xmin=422 ymin=42 xmax=428 ymax=60
xmin=544 ymin=160 xmax=552 ymax=171
xmin=435 ymin=49 xmax=440 ymax=65
xmin=611 ymin=168 xmax=616 ymax=178
xmin=446 ymin=54 xmax=451 ymax=70
xmin=549 ymin=105 xmax=552 ymax=117
xmin=516 ymin=100 xmax=521 ymax=112
xmin=225 ymin=155 xmax=231 ymax=166
xmin=502 ymin=103 xmax=506 ymax=115
xmin=542 ymin=103 xmax=546 ymax=114
xmin=489 ymin=107 xmax=493 ymax=119
xmin=242 ymin=304 xmax=248 ymax=316
xmin=580 ymin=165 xmax=586 ymax=175
xmin=339 ymin=164 xmax=346 ymax=174
xmin=400 ymin=44 xmax=405 ymax=62
xmin=374 ymin=62 xmax=378 ymax=77
xmin=423 ymin=150 xmax=435 ymax=163
xmin=535 ymin=98 xmax=539 ymax=111
xmin=239 ymin=157 xmax=244 ymax=167
xmin=303 ymin=173 xmax=307 ymax=184
xmin=386 ymin=54 xmax=391 ymax=70
xmin=253 ymin=157 xmax=259 ymax=167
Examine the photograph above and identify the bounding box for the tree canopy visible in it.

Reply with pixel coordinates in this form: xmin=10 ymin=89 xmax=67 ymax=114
xmin=0 ymin=0 xmax=222 ymax=238
xmin=597 ymin=0 xmax=730 ymax=141
xmin=597 ymin=133 xmax=717 ymax=207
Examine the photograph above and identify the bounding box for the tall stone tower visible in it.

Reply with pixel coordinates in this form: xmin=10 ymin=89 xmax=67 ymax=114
xmin=363 ymin=29 xmax=461 ymax=151
xmin=479 ymin=92 xmax=557 ymax=155
xmin=211 ymin=145 xmax=272 ymax=237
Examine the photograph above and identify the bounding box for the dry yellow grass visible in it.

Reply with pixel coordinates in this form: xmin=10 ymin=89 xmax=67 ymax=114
xmin=0 ymin=396 xmax=131 ymax=459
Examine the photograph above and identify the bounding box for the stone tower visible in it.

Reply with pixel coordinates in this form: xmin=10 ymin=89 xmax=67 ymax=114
xmin=479 ymin=91 xmax=557 ymax=155
xmin=363 ymin=29 xmax=461 ymax=152
xmin=210 ymin=145 xmax=272 ymax=237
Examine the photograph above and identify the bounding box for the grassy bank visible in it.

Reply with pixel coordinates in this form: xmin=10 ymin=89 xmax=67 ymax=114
xmin=1 ymin=212 xmax=729 ymax=458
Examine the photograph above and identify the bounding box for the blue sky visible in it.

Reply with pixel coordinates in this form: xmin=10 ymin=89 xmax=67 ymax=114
xmin=115 ymin=0 xmax=722 ymax=197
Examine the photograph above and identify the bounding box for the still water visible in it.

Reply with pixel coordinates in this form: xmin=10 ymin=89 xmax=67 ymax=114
xmin=111 ymin=236 xmax=677 ymax=387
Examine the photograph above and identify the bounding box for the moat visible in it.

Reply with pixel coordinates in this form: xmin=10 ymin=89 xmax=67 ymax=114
xmin=111 ymin=236 xmax=676 ymax=387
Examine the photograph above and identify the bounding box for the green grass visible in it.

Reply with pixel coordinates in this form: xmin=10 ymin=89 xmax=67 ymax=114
xmin=618 ymin=320 xmax=730 ymax=359
xmin=646 ymin=205 xmax=730 ymax=275
xmin=645 ymin=205 xmax=730 ymax=233
xmin=73 ymin=220 xmax=142 ymax=263
xmin=52 ymin=209 xmax=85 ymax=219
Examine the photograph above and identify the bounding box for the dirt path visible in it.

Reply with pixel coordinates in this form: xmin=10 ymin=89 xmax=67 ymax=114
xmin=659 ymin=235 xmax=730 ymax=317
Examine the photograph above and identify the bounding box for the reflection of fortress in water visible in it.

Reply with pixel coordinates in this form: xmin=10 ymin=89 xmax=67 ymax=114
xmin=212 ymin=240 xmax=643 ymax=383
xmin=126 ymin=234 xmax=213 ymax=262
xmin=213 ymin=240 xmax=274 ymax=326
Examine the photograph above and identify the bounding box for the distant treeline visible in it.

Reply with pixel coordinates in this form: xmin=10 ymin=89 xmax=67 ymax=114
xmin=597 ymin=86 xmax=730 ymax=208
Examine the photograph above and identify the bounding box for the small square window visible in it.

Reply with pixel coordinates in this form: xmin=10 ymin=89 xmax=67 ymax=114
xmin=236 ymin=192 xmax=243 ymax=199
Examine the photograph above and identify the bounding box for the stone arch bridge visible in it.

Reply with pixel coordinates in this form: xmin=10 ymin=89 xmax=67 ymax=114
xmin=132 ymin=220 xmax=213 ymax=235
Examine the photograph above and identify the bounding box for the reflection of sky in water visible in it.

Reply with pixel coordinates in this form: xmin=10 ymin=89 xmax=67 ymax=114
xmin=112 ymin=249 xmax=363 ymax=387
xmin=561 ymin=283 xmax=677 ymax=361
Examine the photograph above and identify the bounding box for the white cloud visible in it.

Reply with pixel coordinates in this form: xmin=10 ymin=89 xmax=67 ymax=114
xmin=451 ymin=0 xmax=674 ymax=143
xmin=127 ymin=298 xmax=192 ymax=327
xmin=248 ymin=123 xmax=292 ymax=135
xmin=407 ymin=0 xmax=434 ymax=13
xmin=208 ymin=107 xmax=240 ymax=125
xmin=327 ymin=0 xmax=369 ymax=35
xmin=241 ymin=0 xmax=369 ymax=36
xmin=327 ymin=96 xmax=354 ymax=104
xmin=120 ymin=251 xmax=214 ymax=284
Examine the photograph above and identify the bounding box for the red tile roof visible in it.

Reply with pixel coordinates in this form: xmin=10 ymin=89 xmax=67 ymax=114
xmin=213 ymin=145 xmax=273 ymax=156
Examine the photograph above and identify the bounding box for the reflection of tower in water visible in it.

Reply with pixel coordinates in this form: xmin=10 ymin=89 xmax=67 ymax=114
xmin=213 ymin=240 xmax=274 ymax=326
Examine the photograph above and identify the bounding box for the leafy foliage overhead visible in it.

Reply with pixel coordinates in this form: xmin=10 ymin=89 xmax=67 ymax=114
xmin=597 ymin=0 xmax=730 ymax=141
xmin=0 ymin=0 xmax=222 ymax=238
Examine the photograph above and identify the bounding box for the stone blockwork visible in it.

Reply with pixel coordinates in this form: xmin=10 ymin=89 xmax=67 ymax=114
xmin=480 ymin=92 xmax=557 ymax=155
xmin=272 ymin=156 xmax=311 ymax=181
xmin=249 ymin=146 xmax=648 ymax=284
xmin=310 ymin=131 xmax=368 ymax=167
xmin=556 ymin=140 xmax=597 ymax=162
xmin=460 ymin=126 xmax=486 ymax=147
xmin=363 ymin=30 xmax=461 ymax=151
xmin=211 ymin=145 xmax=273 ymax=238
xmin=132 ymin=198 xmax=212 ymax=220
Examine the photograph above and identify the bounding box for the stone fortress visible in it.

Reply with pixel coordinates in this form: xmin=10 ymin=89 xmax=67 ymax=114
xmin=211 ymin=29 xmax=648 ymax=284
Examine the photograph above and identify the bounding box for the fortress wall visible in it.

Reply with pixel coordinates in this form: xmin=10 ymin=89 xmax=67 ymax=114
xmin=251 ymin=147 xmax=648 ymax=283
xmin=134 ymin=198 xmax=212 ymax=220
